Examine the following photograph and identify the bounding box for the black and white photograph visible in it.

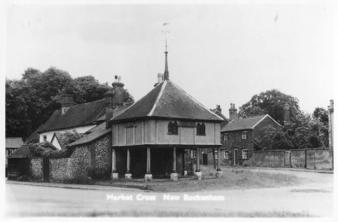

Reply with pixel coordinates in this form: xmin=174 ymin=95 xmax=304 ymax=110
xmin=1 ymin=0 xmax=337 ymax=219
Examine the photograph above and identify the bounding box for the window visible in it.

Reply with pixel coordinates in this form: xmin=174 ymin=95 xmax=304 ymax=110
xmin=224 ymin=151 xmax=229 ymax=160
xmin=190 ymin=150 xmax=197 ymax=158
xmin=242 ymin=149 xmax=248 ymax=160
xmin=242 ymin=131 xmax=247 ymax=140
xmin=196 ymin=123 xmax=206 ymax=136
xmin=168 ymin=121 xmax=178 ymax=135
xmin=43 ymin=135 xmax=47 ymax=142
xmin=223 ymin=133 xmax=228 ymax=144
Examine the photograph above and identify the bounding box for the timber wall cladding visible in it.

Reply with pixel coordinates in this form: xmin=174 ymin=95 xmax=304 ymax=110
xmin=30 ymin=158 xmax=43 ymax=181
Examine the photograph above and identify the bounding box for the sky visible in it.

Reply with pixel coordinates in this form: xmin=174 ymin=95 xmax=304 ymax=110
xmin=5 ymin=1 xmax=334 ymax=116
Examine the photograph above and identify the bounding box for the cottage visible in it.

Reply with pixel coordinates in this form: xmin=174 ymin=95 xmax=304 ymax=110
xmin=221 ymin=104 xmax=282 ymax=165
xmin=36 ymin=79 xmax=131 ymax=147
xmin=109 ymin=49 xmax=224 ymax=181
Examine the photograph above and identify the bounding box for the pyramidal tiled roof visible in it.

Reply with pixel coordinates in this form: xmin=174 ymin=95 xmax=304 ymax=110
xmin=113 ymin=80 xmax=223 ymax=122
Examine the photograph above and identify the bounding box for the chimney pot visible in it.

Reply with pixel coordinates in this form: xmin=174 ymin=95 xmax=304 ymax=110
xmin=229 ymin=103 xmax=238 ymax=121
xmin=283 ymin=103 xmax=291 ymax=125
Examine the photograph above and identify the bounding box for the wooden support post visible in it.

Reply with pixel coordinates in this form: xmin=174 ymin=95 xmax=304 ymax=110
xmin=170 ymin=147 xmax=178 ymax=181
xmin=196 ymin=148 xmax=200 ymax=172
xmin=111 ymin=148 xmax=118 ymax=179
xmin=217 ymin=147 xmax=221 ymax=171
xmin=112 ymin=148 xmax=116 ymax=172
xmin=173 ymin=147 xmax=177 ymax=173
xmin=212 ymin=148 xmax=216 ymax=169
xmin=126 ymin=148 xmax=130 ymax=173
xmin=195 ymin=148 xmax=202 ymax=180
xmin=125 ymin=148 xmax=132 ymax=179
xmin=146 ymin=147 xmax=151 ymax=174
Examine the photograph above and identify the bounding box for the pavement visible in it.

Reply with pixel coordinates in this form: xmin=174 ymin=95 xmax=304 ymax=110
xmin=5 ymin=168 xmax=334 ymax=217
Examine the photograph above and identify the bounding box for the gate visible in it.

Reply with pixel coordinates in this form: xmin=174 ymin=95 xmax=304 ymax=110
xmin=43 ymin=158 xmax=49 ymax=182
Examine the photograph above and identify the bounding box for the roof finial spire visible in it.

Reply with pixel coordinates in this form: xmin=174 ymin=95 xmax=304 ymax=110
xmin=162 ymin=22 xmax=170 ymax=80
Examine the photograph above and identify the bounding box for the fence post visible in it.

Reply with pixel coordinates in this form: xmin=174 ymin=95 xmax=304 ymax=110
xmin=290 ymin=151 xmax=292 ymax=168
xmin=283 ymin=151 xmax=286 ymax=167
xmin=304 ymin=149 xmax=307 ymax=169
xmin=314 ymin=151 xmax=316 ymax=170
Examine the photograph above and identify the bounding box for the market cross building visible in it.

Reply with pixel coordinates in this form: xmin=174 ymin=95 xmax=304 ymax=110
xmin=8 ymin=48 xmax=223 ymax=183
xmin=109 ymin=49 xmax=224 ymax=181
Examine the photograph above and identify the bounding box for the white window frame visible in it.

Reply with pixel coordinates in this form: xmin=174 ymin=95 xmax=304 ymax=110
xmin=224 ymin=151 xmax=229 ymax=160
xmin=242 ymin=131 xmax=247 ymax=140
xmin=242 ymin=149 xmax=248 ymax=160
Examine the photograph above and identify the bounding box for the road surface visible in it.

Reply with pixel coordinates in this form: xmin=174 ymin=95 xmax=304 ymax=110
xmin=5 ymin=168 xmax=333 ymax=217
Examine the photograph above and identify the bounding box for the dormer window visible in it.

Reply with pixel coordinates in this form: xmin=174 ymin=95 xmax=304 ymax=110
xmin=196 ymin=123 xmax=206 ymax=136
xmin=168 ymin=121 xmax=178 ymax=135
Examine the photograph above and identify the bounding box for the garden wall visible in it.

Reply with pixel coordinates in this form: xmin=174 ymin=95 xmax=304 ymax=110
xmin=49 ymin=145 xmax=91 ymax=183
xmin=30 ymin=158 xmax=43 ymax=181
xmin=47 ymin=134 xmax=112 ymax=183
xmin=242 ymin=149 xmax=333 ymax=170
xmin=93 ymin=135 xmax=111 ymax=179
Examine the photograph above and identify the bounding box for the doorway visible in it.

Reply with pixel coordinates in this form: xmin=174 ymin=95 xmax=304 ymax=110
xmin=233 ymin=149 xmax=238 ymax=166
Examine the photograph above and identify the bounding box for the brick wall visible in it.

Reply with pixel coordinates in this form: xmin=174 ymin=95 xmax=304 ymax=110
xmin=30 ymin=158 xmax=43 ymax=181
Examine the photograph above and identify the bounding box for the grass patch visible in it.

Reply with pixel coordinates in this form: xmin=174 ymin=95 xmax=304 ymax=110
xmin=144 ymin=168 xmax=300 ymax=192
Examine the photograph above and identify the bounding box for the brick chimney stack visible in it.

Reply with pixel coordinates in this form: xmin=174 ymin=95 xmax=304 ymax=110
xmin=104 ymin=88 xmax=114 ymax=129
xmin=104 ymin=75 xmax=126 ymax=129
xmin=59 ymin=94 xmax=75 ymax=115
xmin=283 ymin=103 xmax=290 ymax=125
xmin=111 ymin=75 xmax=125 ymax=106
xmin=229 ymin=103 xmax=238 ymax=121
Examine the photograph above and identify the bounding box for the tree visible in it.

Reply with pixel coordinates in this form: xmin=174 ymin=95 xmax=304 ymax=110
xmin=241 ymin=89 xmax=329 ymax=149
xmin=255 ymin=111 xmax=327 ymax=150
xmin=6 ymin=67 xmax=134 ymax=139
xmin=239 ymin=89 xmax=300 ymax=125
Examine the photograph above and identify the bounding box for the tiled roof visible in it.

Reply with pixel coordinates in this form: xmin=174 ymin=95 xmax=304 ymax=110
xmin=221 ymin=115 xmax=268 ymax=132
xmin=6 ymin=137 xmax=24 ymax=149
xmin=68 ymin=122 xmax=111 ymax=147
xmin=37 ymin=99 xmax=108 ymax=133
xmin=68 ymin=104 xmax=132 ymax=147
xmin=112 ymin=80 xmax=223 ymax=122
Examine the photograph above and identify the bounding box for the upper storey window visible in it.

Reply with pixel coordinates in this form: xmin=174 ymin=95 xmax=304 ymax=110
xmin=242 ymin=131 xmax=247 ymax=140
xmin=168 ymin=121 xmax=178 ymax=135
xmin=196 ymin=123 xmax=206 ymax=136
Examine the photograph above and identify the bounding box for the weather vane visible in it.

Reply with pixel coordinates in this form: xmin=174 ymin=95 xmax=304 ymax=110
xmin=162 ymin=22 xmax=170 ymax=51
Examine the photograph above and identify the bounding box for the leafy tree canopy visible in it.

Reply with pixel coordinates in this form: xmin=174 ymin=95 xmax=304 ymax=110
xmin=6 ymin=67 xmax=134 ymax=139
xmin=239 ymin=89 xmax=300 ymax=125
xmin=242 ymin=89 xmax=330 ymax=149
